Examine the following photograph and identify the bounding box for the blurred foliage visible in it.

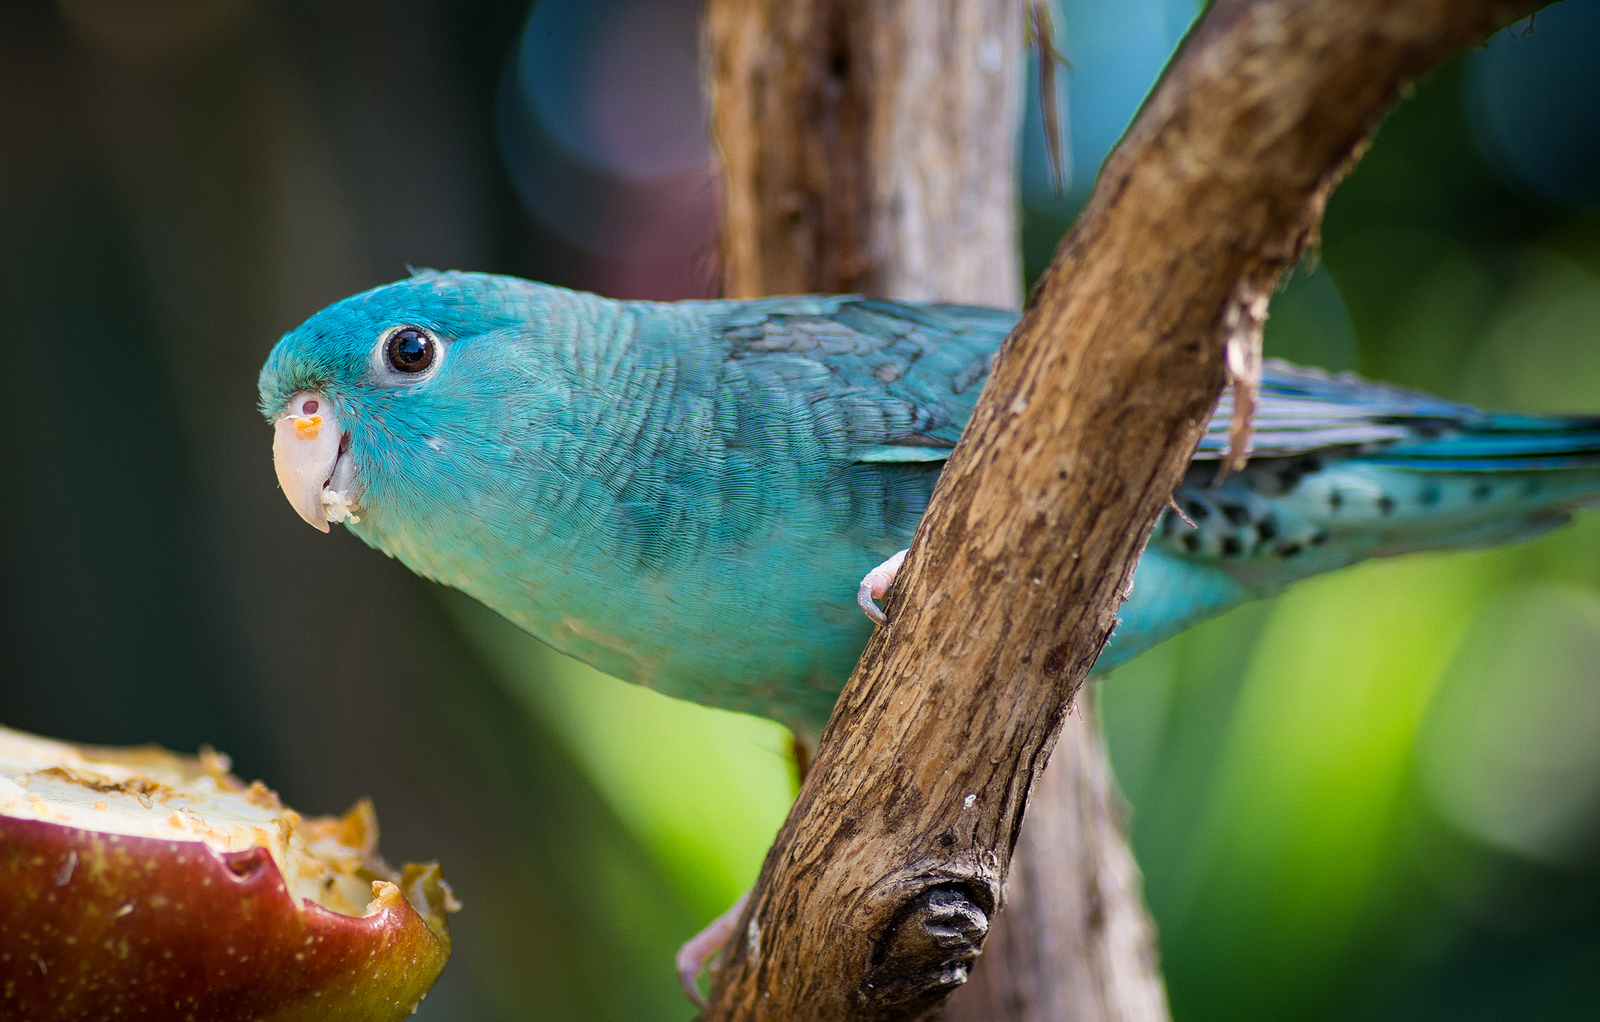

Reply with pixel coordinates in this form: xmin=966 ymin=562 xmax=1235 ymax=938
xmin=1 ymin=0 xmax=1597 ymax=1019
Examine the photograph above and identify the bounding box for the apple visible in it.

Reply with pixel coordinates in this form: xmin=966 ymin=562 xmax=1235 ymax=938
xmin=0 ymin=724 xmax=456 ymax=1021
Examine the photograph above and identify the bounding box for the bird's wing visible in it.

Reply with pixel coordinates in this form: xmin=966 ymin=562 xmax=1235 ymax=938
xmin=1196 ymin=360 xmax=1485 ymax=460
xmin=711 ymin=302 xmax=1600 ymax=475
xmin=1197 ymin=360 xmax=1600 ymax=470
xmin=708 ymin=296 xmax=1013 ymax=464
xmin=1196 ymin=359 xmax=1600 ymax=473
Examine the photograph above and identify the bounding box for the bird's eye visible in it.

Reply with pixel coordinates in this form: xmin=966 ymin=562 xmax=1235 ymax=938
xmin=385 ymin=326 xmax=436 ymax=374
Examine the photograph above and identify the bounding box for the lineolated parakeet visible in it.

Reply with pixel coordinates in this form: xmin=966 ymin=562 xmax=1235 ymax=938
xmin=259 ymin=271 xmax=1600 ymax=740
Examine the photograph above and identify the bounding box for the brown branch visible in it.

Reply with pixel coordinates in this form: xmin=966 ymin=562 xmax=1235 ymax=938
xmin=708 ymin=0 xmax=1021 ymax=306
xmin=707 ymin=0 xmax=1544 ymax=1018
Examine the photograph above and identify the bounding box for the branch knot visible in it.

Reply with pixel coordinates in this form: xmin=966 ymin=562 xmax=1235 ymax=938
xmin=863 ymin=883 xmax=991 ymax=1017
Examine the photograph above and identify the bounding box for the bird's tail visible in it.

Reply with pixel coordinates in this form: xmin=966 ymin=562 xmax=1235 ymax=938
xmin=1359 ymin=410 xmax=1600 ymax=549
xmin=1165 ymin=402 xmax=1600 ymax=589
xmin=1366 ymin=410 xmax=1600 ymax=473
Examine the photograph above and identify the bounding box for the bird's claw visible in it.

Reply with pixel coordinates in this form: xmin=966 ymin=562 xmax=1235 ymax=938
xmin=676 ymin=892 xmax=749 ymax=1008
xmin=857 ymin=580 xmax=888 ymax=625
xmin=857 ymin=549 xmax=908 ymax=626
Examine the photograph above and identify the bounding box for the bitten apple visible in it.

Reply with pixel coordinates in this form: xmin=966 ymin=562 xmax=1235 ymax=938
xmin=0 ymin=725 xmax=457 ymax=1022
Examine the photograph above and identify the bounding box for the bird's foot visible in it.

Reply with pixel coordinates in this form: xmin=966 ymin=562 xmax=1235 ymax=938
xmin=676 ymin=892 xmax=749 ymax=1008
xmin=857 ymin=549 xmax=908 ymax=625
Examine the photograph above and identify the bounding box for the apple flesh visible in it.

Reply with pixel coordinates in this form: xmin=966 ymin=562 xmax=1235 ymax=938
xmin=0 ymin=725 xmax=456 ymax=1022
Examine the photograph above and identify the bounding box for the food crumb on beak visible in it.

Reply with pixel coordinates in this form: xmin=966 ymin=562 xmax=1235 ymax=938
xmin=294 ymin=415 xmax=324 ymax=441
xmin=324 ymin=488 xmax=360 ymax=526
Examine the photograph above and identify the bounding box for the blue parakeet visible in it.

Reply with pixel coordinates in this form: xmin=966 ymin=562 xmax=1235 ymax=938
xmin=260 ymin=271 xmax=1600 ymax=742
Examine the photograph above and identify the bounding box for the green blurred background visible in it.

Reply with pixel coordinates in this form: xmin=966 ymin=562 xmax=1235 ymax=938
xmin=2 ymin=0 xmax=1598 ymax=1018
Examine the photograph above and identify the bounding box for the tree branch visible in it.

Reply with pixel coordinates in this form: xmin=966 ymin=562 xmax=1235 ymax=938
xmin=708 ymin=0 xmax=1021 ymax=306
xmin=707 ymin=0 xmax=1544 ymax=1018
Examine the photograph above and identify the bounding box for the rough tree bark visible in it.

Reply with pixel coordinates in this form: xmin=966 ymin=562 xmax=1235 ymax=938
xmin=707 ymin=1 xmax=1544 ymax=1019
xmin=710 ymin=0 xmax=1020 ymax=307
xmin=707 ymin=2 xmax=1168 ymax=1019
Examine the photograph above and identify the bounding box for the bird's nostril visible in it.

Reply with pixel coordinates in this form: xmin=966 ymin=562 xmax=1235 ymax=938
xmin=302 ymin=399 xmax=319 ymax=415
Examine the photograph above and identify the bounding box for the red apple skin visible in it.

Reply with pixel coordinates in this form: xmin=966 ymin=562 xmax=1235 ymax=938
xmin=0 ymin=815 xmax=452 ymax=1022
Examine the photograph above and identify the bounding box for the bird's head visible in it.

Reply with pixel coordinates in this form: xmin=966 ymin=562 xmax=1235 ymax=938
xmin=258 ymin=270 xmax=549 ymax=534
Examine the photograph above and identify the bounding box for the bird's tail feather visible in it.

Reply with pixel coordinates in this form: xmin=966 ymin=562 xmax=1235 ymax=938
xmin=1369 ymin=412 xmax=1600 ymax=472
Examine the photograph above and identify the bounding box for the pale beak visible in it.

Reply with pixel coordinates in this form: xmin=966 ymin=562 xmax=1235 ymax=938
xmin=272 ymin=392 xmax=357 ymax=533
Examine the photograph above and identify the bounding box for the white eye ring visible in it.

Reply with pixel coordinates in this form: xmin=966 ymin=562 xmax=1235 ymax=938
xmin=374 ymin=325 xmax=443 ymax=381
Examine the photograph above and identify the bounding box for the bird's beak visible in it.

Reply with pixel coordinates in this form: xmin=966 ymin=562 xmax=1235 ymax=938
xmin=272 ymin=392 xmax=357 ymax=533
